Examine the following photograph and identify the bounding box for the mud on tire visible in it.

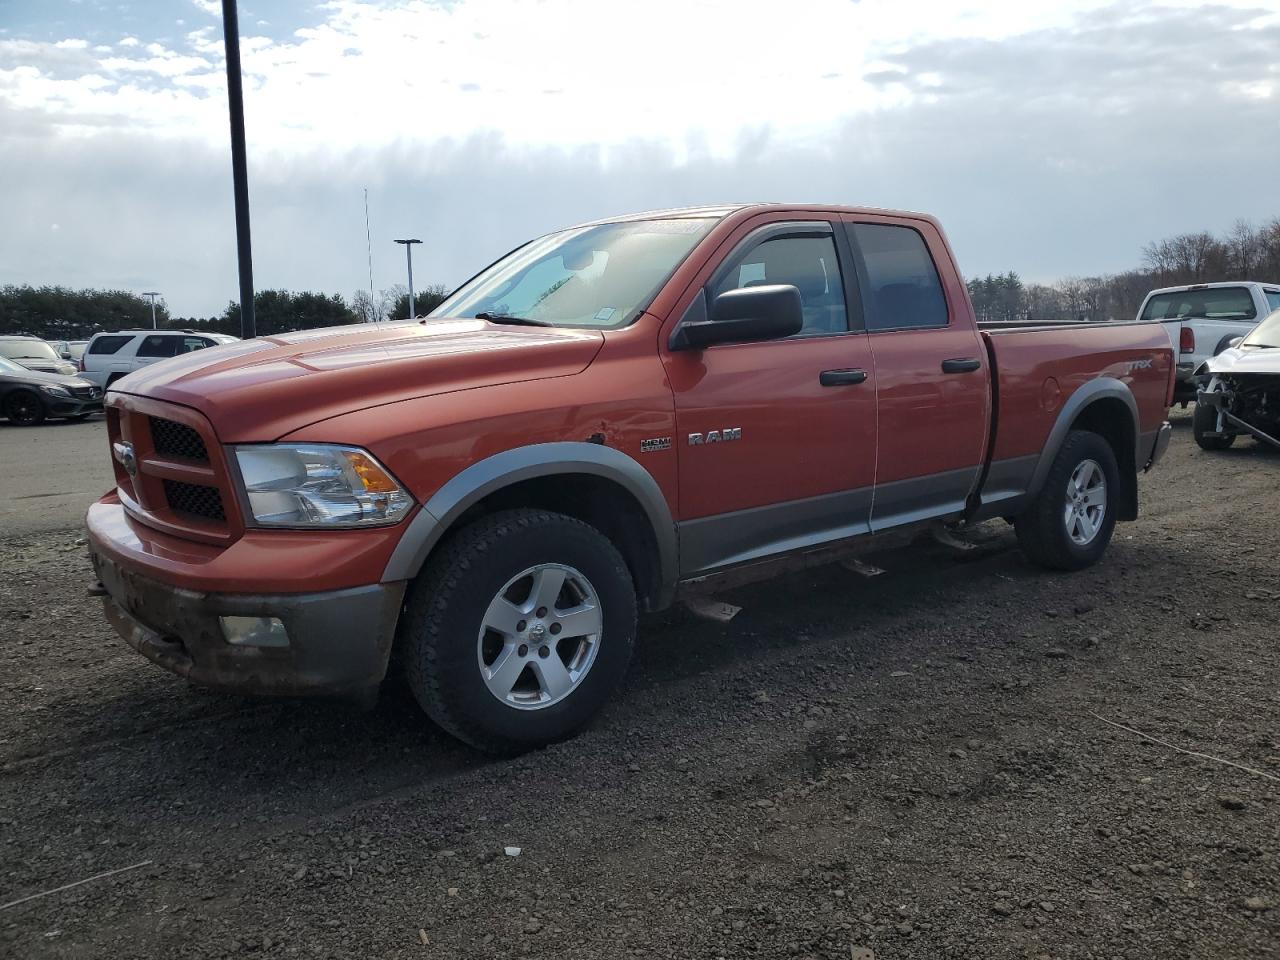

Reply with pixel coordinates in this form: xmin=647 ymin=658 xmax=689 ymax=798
xmin=399 ymin=508 xmax=637 ymax=754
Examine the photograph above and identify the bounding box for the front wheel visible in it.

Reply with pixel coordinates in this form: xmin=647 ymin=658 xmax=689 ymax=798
xmin=4 ymin=391 xmax=47 ymax=426
xmin=1016 ymin=430 xmax=1119 ymax=571
xmin=400 ymin=509 xmax=637 ymax=754
xmin=1193 ymin=401 xmax=1235 ymax=451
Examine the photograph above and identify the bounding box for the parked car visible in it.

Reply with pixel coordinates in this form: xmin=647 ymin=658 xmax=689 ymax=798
xmin=86 ymin=204 xmax=1175 ymax=753
xmin=1192 ymin=307 xmax=1280 ymax=451
xmin=1138 ymin=281 xmax=1280 ymax=403
xmin=0 ymin=335 xmax=79 ymax=377
xmin=0 ymin=355 xmax=104 ymax=425
xmin=80 ymin=330 xmax=239 ymax=389
xmin=61 ymin=340 xmax=89 ymax=362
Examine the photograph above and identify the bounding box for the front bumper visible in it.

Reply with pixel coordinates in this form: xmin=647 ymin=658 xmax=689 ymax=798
xmin=91 ymin=536 xmax=406 ymax=701
xmin=1145 ymin=421 xmax=1172 ymax=469
xmin=47 ymin=396 xmax=103 ymax=417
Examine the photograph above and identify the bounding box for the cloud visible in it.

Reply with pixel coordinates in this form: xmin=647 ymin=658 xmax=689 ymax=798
xmin=0 ymin=0 xmax=1277 ymax=315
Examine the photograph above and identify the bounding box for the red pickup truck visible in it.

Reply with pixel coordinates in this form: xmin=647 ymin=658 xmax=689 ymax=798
xmin=87 ymin=204 xmax=1174 ymax=753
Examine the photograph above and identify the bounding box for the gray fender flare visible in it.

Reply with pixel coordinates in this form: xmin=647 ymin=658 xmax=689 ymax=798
xmin=380 ymin=442 xmax=678 ymax=601
xmin=1027 ymin=377 xmax=1140 ymax=499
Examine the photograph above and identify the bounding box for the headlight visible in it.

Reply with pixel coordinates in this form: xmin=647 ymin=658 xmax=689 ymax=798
xmin=232 ymin=444 xmax=414 ymax=527
xmin=39 ymin=384 xmax=72 ymax=398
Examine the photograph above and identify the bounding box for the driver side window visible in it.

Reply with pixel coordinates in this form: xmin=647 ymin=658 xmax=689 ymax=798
xmin=711 ymin=235 xmax=848 ymax=337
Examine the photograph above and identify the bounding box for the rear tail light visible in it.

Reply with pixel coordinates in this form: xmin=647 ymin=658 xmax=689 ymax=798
xmin=77 ymin=357 xmax=85 ymax=372
xmin=1179 ymin=326 xmax=1195 ymax=354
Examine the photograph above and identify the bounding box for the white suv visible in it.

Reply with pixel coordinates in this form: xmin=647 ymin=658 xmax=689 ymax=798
xmin=80 ymin=331 xmax=239 ymax=389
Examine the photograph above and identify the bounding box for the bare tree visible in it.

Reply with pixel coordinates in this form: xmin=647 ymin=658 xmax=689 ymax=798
xmin=1226 ymin=219 xmax=1260 ymax=279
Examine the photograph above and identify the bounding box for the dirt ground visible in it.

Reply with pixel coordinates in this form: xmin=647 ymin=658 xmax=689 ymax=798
xmin=1 ymin=410 xmax=1277 ymax=959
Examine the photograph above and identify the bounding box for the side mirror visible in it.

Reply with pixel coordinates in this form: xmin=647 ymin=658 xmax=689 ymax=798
xmin=670 ymin=284 xmax=804 ymax=351
xmin=1227 ymin=337 xmax=1244 ymax=350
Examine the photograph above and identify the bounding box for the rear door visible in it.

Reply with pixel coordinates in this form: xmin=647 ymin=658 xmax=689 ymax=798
xmin=662 ymin=217 xmax=878 ymax=575
xmin=842 ymin=216 xmax=989 ymax=530
xmin=131 ymin=334 xmax=179 ymax=370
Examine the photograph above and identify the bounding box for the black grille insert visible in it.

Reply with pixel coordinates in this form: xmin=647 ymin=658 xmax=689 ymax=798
xmin=163 ymin=480 xmax=225 ymax=523
xmin=150 ymin=417 xmax=208 ymax=461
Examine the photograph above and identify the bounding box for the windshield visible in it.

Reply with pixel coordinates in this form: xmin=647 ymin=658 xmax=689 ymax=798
xmin=430 ymin=218 xmax=716 ymax=328
xmin=1140 ymin=286 xmax=1257 ymax=322
xmin=0 ymin=339 xmax=59 ymax=361
xmin=0 ymin=355 xmax=30 ymax=374
xmin=1242 ymin=308 xmax=1280 ymax=349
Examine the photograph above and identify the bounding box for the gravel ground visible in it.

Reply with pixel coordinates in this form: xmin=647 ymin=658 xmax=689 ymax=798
xmin=1 ymin=410 xmax=1277 ymax=959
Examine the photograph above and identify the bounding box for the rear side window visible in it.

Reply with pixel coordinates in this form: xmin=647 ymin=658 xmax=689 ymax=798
xmin=1140 ymin=287 xmax=1257 ymax=322
xmin=179 ymin=337 xmax=211 ymax=354
xmin=711 ymin=235 xmax=848 ymax=336
xmin=88 ymin=335 xmax=133 ymax=355
xmin=1265 ymin=290 xmax=1280 ymax=313
xmin=137 ymin=335 xmax=179 ymax=358
xmin=850 ymin=224 xmax=949 ymax=331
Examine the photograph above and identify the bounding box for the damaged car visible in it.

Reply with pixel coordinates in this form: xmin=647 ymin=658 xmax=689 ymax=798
xmin=1194 ymin=308 xmax=1280 ymax=451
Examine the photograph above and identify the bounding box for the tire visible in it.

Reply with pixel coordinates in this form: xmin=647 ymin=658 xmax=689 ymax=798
xmin=1193 ymin=401 xmax=1235 ymax=451
xmin=4 ymin=391 xmax=47 ymax=426
xmin=1015 ymin=430 xmax=1119 ymax=571
xmin=400 ymin=508 xmax=637 ymax=754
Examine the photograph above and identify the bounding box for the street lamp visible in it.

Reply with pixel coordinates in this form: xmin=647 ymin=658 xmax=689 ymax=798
xmin=143 ymin=291 xmax=162 ymax=329
xmin=394 ymin=238 xmax=423 ymax=320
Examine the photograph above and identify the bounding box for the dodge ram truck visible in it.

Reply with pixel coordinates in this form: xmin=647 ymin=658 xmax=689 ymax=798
xmin=87 ymin=204 xmax=1175 ymax=753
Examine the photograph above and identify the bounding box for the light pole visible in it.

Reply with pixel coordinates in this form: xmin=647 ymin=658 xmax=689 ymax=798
xmin=143 ymin=291 xmax=161 ymax=329
xmin=394 ymin=238 xmax=422 ymax=320
xmin=221 ymin=0 xmax=256 ymax=339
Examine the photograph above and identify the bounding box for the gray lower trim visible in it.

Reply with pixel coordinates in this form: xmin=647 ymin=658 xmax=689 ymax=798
xmin=678 ymin=486 xmax=873 ymax=577
xmin=93 ymin=547 xmax=405 ymax=699
xmin=1027 ymin=377 xmax=1139 ymax=500
xmin=869 ymin=466 xmax=981 ymax=532
xmin=381 ymin=442 xmax=678 ymax=606
xmin=967 ymin=454 xmax=1038 ymax=522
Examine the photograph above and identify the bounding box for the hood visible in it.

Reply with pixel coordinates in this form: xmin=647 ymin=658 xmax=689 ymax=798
xmin=14 ymin=357 xmax=77 ymax=376
xmin=111 ymin=318 xmax=606 ymax=442
xmin=1204 ymin=345 xmax=1280 ymax=376
xmin=1 ymin=366 xmax=95 ymax=389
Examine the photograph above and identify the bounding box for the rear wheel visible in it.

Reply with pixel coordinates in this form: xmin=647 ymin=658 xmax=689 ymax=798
xmin=400 ymin=508 xmax=637 ymax=754
xmin=4 ymin=391 xmax=47 ymax=426
xmin=1193 ymin=400 xmax=1235 ymax=451
xmin=1016 ymin=430 xmax=1118 ymax=571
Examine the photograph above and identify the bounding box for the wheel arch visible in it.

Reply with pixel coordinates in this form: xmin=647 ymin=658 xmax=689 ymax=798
xmin=1028 ymin=378 xmax=1140 ymax=521
xmin=382 ymin=442 xmax=678 ymax=612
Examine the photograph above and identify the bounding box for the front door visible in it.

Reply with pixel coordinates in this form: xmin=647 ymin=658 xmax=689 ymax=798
xmin=661 ymin=218 xmax=878 ymax=576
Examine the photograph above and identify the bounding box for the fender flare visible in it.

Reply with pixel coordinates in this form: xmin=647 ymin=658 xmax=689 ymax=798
xmin=380 ymin=442 xmax=679 ymax=603
xmin=1027 ymin=377 xmax=1140 ymax=500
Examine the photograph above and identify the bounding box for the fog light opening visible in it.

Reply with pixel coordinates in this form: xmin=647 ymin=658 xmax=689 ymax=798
xmin=220 ymin=615 xmax=290 ymax=648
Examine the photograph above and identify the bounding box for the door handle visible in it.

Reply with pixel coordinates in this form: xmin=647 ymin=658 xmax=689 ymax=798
xmin=941 ymin=358 xmax=981 ymax=374
xmin=820 ymin=368 xmax=868 ymax=387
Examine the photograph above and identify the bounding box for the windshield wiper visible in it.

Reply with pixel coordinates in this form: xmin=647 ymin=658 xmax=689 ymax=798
xmin=475 ymin=312 xmax=554 ymax=327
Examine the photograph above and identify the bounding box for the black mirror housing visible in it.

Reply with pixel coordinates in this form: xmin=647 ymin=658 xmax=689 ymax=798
xmin=671 ymin=284 xmax=804 ymax=351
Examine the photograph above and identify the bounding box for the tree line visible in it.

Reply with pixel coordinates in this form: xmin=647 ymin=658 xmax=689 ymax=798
xmin=5 ymin=216 xmax=1279 ymax=340
xmin=0 ymin=283 xmax=450 ymax=341
xmin=968 ymin=217 xmax=1280 ymax=324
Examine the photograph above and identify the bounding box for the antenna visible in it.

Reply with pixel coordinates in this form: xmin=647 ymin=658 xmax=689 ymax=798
xmin=364 ymin=187 xmax=375 ymax=323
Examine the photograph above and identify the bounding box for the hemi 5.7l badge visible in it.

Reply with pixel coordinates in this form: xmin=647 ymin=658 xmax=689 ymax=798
xmin=689 ymin=428 xmax=742 ymax=446
xmin=640 ymin=437 xmax=672 ymax=453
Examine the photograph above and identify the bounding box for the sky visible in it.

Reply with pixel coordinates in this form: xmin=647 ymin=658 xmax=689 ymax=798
xmin=1 ymin=0 xmax=1279 ymax=317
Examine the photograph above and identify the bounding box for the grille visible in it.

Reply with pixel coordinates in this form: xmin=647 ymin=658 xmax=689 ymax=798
xmin=150 ymin=417 xmax=208 ymax=461
xmin=163 ymin=479 xmax=226 ymax=523
xmin=71 ymin=386 xmax=101 ymax=399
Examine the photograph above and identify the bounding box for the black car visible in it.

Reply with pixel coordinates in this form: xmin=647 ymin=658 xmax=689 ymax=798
xmin=0 ymin=355 xmax=104 ymax=425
